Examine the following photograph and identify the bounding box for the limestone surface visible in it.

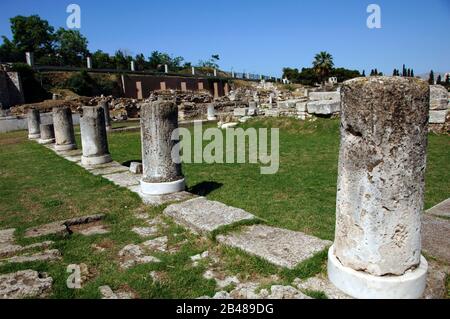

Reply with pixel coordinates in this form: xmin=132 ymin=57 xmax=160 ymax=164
xmin=334 ymin=77 xmax=429 ymax=276
xmin=430 ymin=85 xmax=449 ymax=110
xmin=0 ymin=249 xmax=61 ymax=265
xmin=118 ymin=244 xmax=160 ymax=269
xmin=0 ymin=270 xmax=52 ymax=299
xmin=217 ymin=225 xmax=331 ymax=269
xmin=99 ymin=285 xmax=136 ymax=299
xmin=294 ymin=276 xmax=352 ymax=299
xmin=163 ymin=197 xmax=255 ymax=234
xmin=307 ymin=100 xmax=340 ymax=115
xmin=429 ymin=110 xmax=448 ymax=124
xmin=426 ymin=198 xmax=450 ymax=218
xmin=103 ymin=171 xmax=140 ymax=187
xmin=422 ymin=214 xmax=450 ymax=263
xmin=308 ymin=91 xmax=340 ymax=101
xmin=87 ymin=161 xmax=129 ymax=175
xmin=128 ymin=186 xmax=194 ymax=206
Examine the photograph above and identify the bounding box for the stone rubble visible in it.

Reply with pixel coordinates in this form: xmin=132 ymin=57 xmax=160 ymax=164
xmin=99 ymin=285 xmax=137 ymax=299
xmin=118 ymin=244 xmax=161 ymax=269
xmin=0 ymin=270 xmax=53 ymax=299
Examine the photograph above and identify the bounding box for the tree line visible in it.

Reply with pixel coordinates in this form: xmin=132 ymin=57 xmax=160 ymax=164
xmin=0 ymin=15 xmax=220 ymax=72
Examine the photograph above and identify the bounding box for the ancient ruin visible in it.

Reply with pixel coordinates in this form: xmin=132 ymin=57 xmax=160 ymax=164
xmin=328 ymin=77 xmax=430 ymax=299
xmin=139 ymin=99 xmax=185 ymax=195
xmin=53 ymin=106 xmax=77 ymax=151
xmin=80 ymin=105 xmax=112 ymax=166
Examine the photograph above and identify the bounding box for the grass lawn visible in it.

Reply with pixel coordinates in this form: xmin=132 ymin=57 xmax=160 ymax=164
xmin=0 ymin=117 xmax=448 ymax=298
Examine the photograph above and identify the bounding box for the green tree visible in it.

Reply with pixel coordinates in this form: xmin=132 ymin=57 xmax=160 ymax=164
xmin=134 ymin=53 xmax=147 ymax=71
xmin=54 ymin=28 xmax=88 ymax=67
xmin=436 ymin=74 xmax=442 ymax=85
xmin=8 ymin=15 xmax=55 ymax=61
xmin=312 ymin=51 xmax=334 ymax=84
xmin=148 ymin=51 xmax=184 ymax=71
xmin=362 ymin=70 xmax=366 ymax=77
xmin=91 ymin=50 xmax=114 ymax=69
xmin=428 ymin=70 xmax=435 ymax=84
xmin=113 ymin=50 xmax=132 ymax=70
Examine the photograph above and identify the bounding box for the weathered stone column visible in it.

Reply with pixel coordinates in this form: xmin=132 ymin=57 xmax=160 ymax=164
xmin=27 ymin=109 xmax=41 ymax=139
xmin=140 ymin=99 xmax=185 ymax=195
xmin=328 ymin=77 xmax=429 ymax=299
xmin=38 ymin=124 xmax=55 ymax=145
xmin=207 ymin=103 xmax=217 ymax=121
xmin=53 ymin=107 xmax=77 ymax=151
xmin=80 ymin=106 xmax=112 ymax=166
xmin=99 ymin=100 xmax=112 ymax=131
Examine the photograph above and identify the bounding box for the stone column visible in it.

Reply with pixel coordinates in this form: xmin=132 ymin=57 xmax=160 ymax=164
xmin=27 ymin=108 xmax=41 ymax=139
xmin=328 ymin=77 xmax=429 ymax=299
xmin=53 ymin=107 xmax=77 ymax=151
xmin=207 ymin=103 xmax=217 ymax=121
xmin=99 ymin=100 xmax=112 ymax=131
xmin=87 ymin=57 xmax=92 ymax=69
xmin=80 ymin=106 xmax=112 ymax=166
xmin=140 ymin=100 xmax=185 ymax=195
xmin=38 ymin=124 xmax=55 ymax=145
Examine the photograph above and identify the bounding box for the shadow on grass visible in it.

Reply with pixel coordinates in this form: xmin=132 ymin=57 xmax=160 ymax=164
xmin=189 ymin=181 xmax=223 ymax=196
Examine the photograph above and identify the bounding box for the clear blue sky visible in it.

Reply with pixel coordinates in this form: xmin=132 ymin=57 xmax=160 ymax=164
xmin=0 ymin=0 xmax=449 ymax=76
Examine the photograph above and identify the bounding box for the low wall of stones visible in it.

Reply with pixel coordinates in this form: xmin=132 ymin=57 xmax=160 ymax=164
xmin=0 ymin=71 xmax=25 ymax=109
xmin=0 ymin=112 xmax=80 ymax=134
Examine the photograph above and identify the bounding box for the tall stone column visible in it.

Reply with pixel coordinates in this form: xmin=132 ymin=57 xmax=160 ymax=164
xmin=207 ymin=103 xmax=217 ymax=121
xmin=80 ymin=106 xmax=112 ymax=166
xmin=328 ymin=77 xmax=429 ymax=299
xmin=99 ymin=100 xmax=112 ymax=131
xmin=38 ymin=124 xmax=55 ymax=145
xmin=27 ymin=108 xmax=41 ymax=139
xmin=53 ymin=107 xmax=77 ymax=151
xmin=140 ymin=99 xmax=185 ymax=195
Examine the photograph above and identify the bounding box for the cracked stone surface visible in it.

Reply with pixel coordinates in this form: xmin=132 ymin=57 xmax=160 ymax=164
xmin=142 ymin=236 xmax=168 ymax=252
xmin=426 ymin=198 xmax=450 ymax=218
xmin=0 ymin=270 xmax=53 ymax=299
xmin=24 ymin=214 xmax=105 ymax=238
xmin=423 ymin=260 xmax=448 ymax=299
xmin=99 ymin=285 xmax=136 ymax=299
xmin=163 ymin=197 xmax=255 ymax=234
xmin=118 ymin=244 xmax=160 ymax=269
xmin=128 ymin=186 xmax=195 ymax=206
xmin=103 ymin=171 xmax=140 ymax=187
xmin=422 ymin=214 xmax=450 ymax=263
xmin=217 ymin=225 xmax=331 ymax=269
xmin=335 ymin=77 xmax=429 ymax=276
xmin=0 ymin=249 xmax=61 ymax=266
xmin=74 ymin=224 xmax=110 ymax=236
xmin=191 ymin=251 xmax=209 ymax=267
xmin=294 ymin=276 xmax=352 ymax=299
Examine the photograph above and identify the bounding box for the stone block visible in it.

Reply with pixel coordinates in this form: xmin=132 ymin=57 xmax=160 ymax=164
xmin=429 ymin=110 xmax=448 ymax=124
xmin=233 ymin=108 xmax=248 ymax=117
xmin=217 ymin=225 xmax=331 ymax=269
xmin=307 ymin=100 xmax=340 ymax=115
xmin=308 ymin=91 xmax=340 ymax=101
xmin=163 ymin=197 xmax=255 ymax=234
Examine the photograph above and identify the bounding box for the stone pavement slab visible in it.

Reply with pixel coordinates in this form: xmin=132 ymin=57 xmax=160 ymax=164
xmin=426 ymin=198 xmax=450 ymax=218
xmin=103 ymin=171 xmax=140 ymax=188
xmin=422 ymin=214 xmax=450 ymax=263
xmin=128 ymin=186 xmax=195 ymax=206
xmin=217 ymin=225 xmax=332 ymax=269
xmin=163 ymin=197 xmax=255 ymax=234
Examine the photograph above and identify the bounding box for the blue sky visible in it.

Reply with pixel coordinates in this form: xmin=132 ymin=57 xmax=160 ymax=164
xmin=0 ymin=0 xmax=449 ymax=76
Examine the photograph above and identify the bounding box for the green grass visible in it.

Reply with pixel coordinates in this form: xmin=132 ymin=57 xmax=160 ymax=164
xmin=0 ymin=118 xmax=448 ymax=299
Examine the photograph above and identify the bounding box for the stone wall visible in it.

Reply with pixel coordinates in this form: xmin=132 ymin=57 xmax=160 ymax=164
xmin=0 ymin=71 xmax=25 ymax=108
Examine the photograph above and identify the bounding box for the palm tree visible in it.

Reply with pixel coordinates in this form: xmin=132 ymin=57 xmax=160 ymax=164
xmin=312 ymin=51 xmax=334 ymax=84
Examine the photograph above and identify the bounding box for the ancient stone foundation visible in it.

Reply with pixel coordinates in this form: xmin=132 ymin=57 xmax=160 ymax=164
xmin=27 ymin=109 xmax=40 ymax=139
xmin=80 ymin=106 xmax=112 ymax=166
xmin=38 ymin=124 xmax=55 ymax=145
xmin=140 ymin=100 xmax=185 ymax=195
xmin=53 ymin=107 xmax=77 ymax=151
xmin=328 ymin=76 xmax=429 ymax=299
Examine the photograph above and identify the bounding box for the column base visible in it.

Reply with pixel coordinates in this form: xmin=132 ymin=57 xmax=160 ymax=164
xmin=28 ymin=133 xmax=40 ymax=140
xmin=38 ymin=138 xmax=55 ymax=145
xmin=327 ymin=245 xmax=428 ymax=299
xmin=81 ymin=154 xmax=112 ymax=166
xmin=207 ymin=116 xmax=217 ymax=121
xmin=140 ymin=178 xmax=185 ymax=195
xmin=55 ymin=143 xmax=77 ymax=151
